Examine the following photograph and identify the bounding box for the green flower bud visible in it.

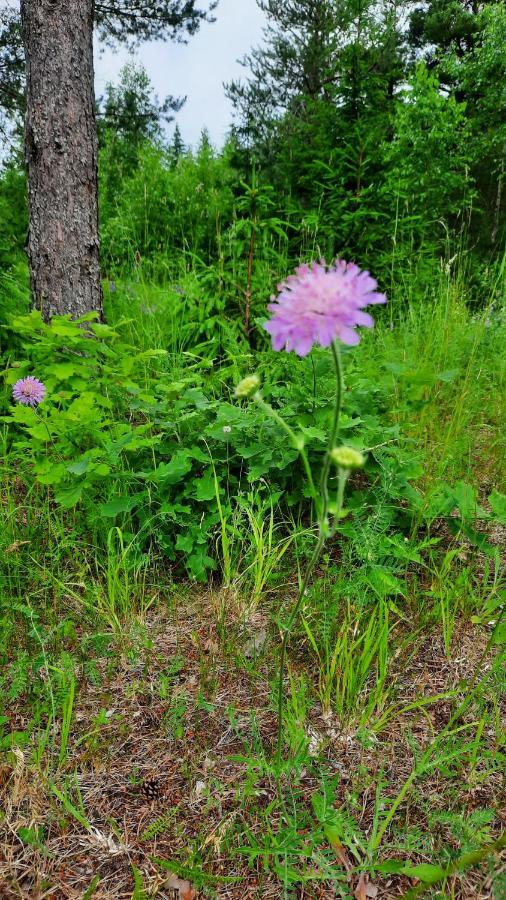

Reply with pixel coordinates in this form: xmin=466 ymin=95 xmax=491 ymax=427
xmin=235 ymin=375 xmax=261 ymax=398
xmin=330 ymin=446 xmax=366 ymax=470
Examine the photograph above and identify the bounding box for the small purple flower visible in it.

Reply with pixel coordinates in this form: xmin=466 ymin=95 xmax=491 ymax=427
xmin=264 ymin=259 xmax=387 ymax=357
xmin=12 ymin=376 xmax=46 ymax=407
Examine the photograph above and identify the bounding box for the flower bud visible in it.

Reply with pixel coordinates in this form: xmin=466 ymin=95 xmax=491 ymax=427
xmin=235 ymin=375 xmax=261 ymax=398
xmin=330 ymin=446 xmax=365 ymax=470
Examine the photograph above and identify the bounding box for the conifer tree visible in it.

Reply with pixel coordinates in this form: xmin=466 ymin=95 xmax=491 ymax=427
xmin=226 ymin=0 xmax=406 ymax=257
xmin=98 ymin=64 xmax=181 ymax=214
xmin=226 ymin=0 xmax=405 ymax=156
xmin=98 ymin=61 xmax=184 ymax=148
xmin=170 ymin=124 xmax=186 ymax=164
xmin=408 ymin=0 xmax=501 ymax=64
xmin=226 ymin=0 xmax=345 ymax=148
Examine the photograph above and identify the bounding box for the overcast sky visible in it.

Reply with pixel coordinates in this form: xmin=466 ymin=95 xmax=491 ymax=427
xmin=94 ymin=0 xmax=266 ymax=149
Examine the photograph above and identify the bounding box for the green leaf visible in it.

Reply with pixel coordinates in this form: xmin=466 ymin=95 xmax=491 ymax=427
xmin=55 ymin=484 xmax=84 ymax=509
xmin=366 ymin=567 xmax=405 ymax=597
xmin=138 ymin=349 xmax=168 ymax=359
xmin=437 ymin=369 xmax=459 ymax=383
xmin=186 ymin=445 xmax=209 ymax=463
xmin=89 ymin=322 xmax=118 ymax=337
xmin=491 ymin=618 xmax=506 ymax=646
xmin=9 ymin=405 xmax=39 ymax=426
xmin=182 ymin=388 xmax=210 ymax=409
xmin=402 ymin=863 xmax=446 ymax=883
xmin=151 ymin=452 xmax=193 ymax=485
xmin=17 ymin=825 xmax=45 ymax=847
xmin=99 ymin=497 xmax=138 ymax=517
xmin=66 ymin=459 xmax=90 ymax=476
xmin=489 ymin=489 xmax=506 ymax=525
xmin=160 ymin=501 xmax=192 ymax=518
xmin=187 ymin=550 xmax=216 ymax=581
xmin=156 ymin=380 xmax=187 ymax=398
xmin=9 ymin=309 xmax=45 ymax=333
xmin=175 ymin=533 xmax=194 ymax=553
xmin=35 ymin=462 xmax=66 ymax=485
xmin=131 ymin=865 xmax=147 ymax=899
xmin=322 ymin=822 xmax=347 ymax=858
xmin=454 ymin=521 xmax=494 ymax=555
xmin=195 ymin=471 xmax=217 ymax=501
xmin=49 ymin=318 xmax=82 ymax=337
xmin=82 ymin=875 xmax=100 ymax=899
xmin=46 ymin=362 xmax=80 ymax=379
xmin=26 ymin=423 xmax=53 ymax=441
xmin=90 ymin=463 xmax=111 ymax=478
xmin=49 ymin=781 xmax=91 ymax=830
xmin=66 ymin=393 xmax=97 ymax=420
xmin=375 ymin=860 xmax=405 ymax=875
xmin=74 ymin=310 xmax=100 ymax=324
xmin=236 ymin=442 xmax=265 ymax=460
xmin=452 ymin=481 xmax=477 ymax=521
xmin=299 ymin=425 xmax=327 ymax=442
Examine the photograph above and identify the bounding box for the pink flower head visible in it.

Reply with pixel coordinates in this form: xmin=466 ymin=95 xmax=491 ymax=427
xmin=12 ymin=376 xmax=46 ymax=407
xmin=264 ymin=259 xmax=387 ymax=356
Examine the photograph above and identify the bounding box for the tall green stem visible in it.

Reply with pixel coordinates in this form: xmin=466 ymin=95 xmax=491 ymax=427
xmin=319 ymin=342 xmax=343 ymax=528
xmin=276 ymin=343 xmax=344 ymax=762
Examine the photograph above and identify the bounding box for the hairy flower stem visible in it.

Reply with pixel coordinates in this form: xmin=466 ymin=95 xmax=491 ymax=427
xmin=276 ymin=342 xmax=344 ymax=763
xmin=319 ymin=342 xmax=343 ymax=528
xmin=36 ymin=409 xmax=55 ymax=448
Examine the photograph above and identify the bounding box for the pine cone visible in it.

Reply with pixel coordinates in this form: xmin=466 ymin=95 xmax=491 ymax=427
xmin=141 ymin=777 xmax=162 ymax=801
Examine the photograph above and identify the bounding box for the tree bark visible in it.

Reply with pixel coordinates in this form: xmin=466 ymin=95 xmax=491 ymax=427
xmin=21 ymin=0 xmax=102 ymax=320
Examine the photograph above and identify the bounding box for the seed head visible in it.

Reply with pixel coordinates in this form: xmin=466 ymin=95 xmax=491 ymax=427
xmin=235 ymin=375 xmax=260 ymax=399
xmin=330 ymin=446 xmax=366 ymax=470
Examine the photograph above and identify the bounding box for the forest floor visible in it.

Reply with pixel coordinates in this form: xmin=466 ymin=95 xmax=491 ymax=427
xmin=1 ymin=576 xmax=504 ymax=900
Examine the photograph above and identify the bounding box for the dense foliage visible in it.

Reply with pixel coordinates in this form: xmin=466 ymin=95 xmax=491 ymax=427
xmin=1 ymin=3 xmax=505 ymax=285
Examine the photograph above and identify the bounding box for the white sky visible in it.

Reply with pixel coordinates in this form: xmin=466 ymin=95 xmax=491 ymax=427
xmin=94 ymin=0 xmax=266 ymax=149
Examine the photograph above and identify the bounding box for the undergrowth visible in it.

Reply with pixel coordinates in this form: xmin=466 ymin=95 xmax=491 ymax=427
xmin=0 ymin=256 xmax=505 ymax=898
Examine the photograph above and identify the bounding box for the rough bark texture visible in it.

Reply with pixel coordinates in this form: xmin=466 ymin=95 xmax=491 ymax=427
xmin=21 ymin=0 xmax=102 ymax=320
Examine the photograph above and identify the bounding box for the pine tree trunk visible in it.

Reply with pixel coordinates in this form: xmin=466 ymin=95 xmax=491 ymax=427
xmin=21 ymin=0 xmax=102 ymax=320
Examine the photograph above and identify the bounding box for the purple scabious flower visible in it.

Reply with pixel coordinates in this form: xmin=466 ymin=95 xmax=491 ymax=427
xmin=264 ymin=259 xmax=387 ymax=357
xmin=12 ymin=376 xmax=46 ymax=407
